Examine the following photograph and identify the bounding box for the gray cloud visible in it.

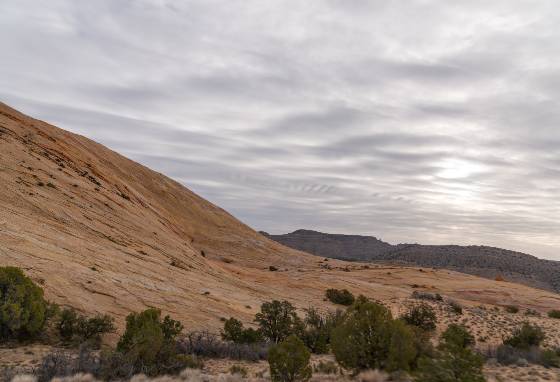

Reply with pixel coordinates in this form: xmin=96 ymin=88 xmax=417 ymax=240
xmin=1 ymin=0 xmax=559 ymax=259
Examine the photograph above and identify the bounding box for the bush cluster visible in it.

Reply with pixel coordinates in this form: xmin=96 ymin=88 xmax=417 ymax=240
xmin=548 ymin=310 xmax=560 ymax=319
xmin=57 ymin=308 xmax=114 ymax=345
xmin=330 ymin=296 xmax=425 ymax=373
xmin=416 ymin=324 xmax=485 ymax=382
xmin=325 ymin=289 xmax=355 ymax=306
xmin=0 ymin=266 xmax=48 ymax=340
xmin=401 ymin=303 xmax=437 ymax=332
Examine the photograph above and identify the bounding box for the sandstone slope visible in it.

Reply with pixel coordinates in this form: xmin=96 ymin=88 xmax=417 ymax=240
xmin=1 ymin=102 xmax=559 ymax=333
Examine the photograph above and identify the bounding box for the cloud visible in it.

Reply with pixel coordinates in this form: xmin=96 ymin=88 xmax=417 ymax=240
xmin=1 ymin=0 xmax=559 ymax=259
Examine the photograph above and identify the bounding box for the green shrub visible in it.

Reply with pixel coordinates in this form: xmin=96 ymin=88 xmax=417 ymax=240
xmin=416 ymin=347 xmax=484 ymax=382
xmin=540 ymin=349 xmax=560 ymax=368
xmin=401 ymin=303 xmax=437 ymax=332
xmin=255 ymin=300 xmax=304 ymax=344
xmin=447 ymin=300 xmax=463 ymax=315
xmin=386 ymin=320 xmax=417 ymax=372
xmin=331 ymin=297 xmax=393 ymax=371
xmin=58 ymin=308 xmax=79 ymax=341
xmin=268 ymin=335 xmax=312 ymax=382
xmin=548 ymin=310 xmax=560 ymax=319
xmin=325 ymin=289 xmax=355 ymax=306
xmin=300 ymin=308 xmax=343 ymax=354
xmin=0 ymin=266 xmax=48 ymax=340
xmin=416 ymin=325 xmax=484 ymax=382
xmin=441 ymin=324 xmax=475 ymax=350
xmin=222 ymin=317 xmax=263 ymax=344
xmin=505 ymin=305 xmax=519 ymax=314
xmin=116 ymin=308 xmax=185 ymax=376
xmin=504 ymin=323 xmax=545 ymax=350
xmin=57 ymin=308 xmax=114 ymax=345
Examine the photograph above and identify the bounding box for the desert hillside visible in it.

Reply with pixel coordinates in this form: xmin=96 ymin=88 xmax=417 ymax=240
xmin=264 ymin=230 xmax=560 ymax=293
xmin=1 ymin=102 xmax=560 ymax=333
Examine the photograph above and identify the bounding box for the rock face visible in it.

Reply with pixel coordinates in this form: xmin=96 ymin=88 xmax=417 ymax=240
xmin=264 ymin=230 xmax=560 ymax=293
xmin=1 ymin=102 xmax=559 ymax=332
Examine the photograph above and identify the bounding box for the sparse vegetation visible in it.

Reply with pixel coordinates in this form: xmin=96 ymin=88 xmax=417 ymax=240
xmin=505 ymin=305 xmax=519 ymax=314
xmin=331 ymin=296 xmax=424 ymax=373
xmin=548 ymin=309 xmax=560 ymax=319
xmin=221 ymin=317 xmax=263 ymax=344
xmin=268 ymin=335 xmax=312 ymax=382
xmin=411 ymin=291 xmax=443 ymax=301
xmin=401 ymin=303 xmax=437 ymax=332
xmin=115 ymin=308 xmax=186 ymax=376
xmin=504 ymin=322 xmax=545 ymax=350
xmin=255 ymin=300 xmax=304 ymax=344
xmin=416 ymin=324 xmax=484 ymax=382
xmin=447 ymin=300 xmax=463 ymax=315
xmin=325 ymin=288 xmax=355 ymax=306
xmin=0 ymin=266 xmax=48 ymax=340
xmin=229 ymin=364 xmax=248 ymax=377
xmin=57 ymin=307 xmax=114 ymax=345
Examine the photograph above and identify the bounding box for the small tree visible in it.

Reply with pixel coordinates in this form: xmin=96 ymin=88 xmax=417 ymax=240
xmin=116 ymin=308 xmax=184 ymax=375
xmin=416 ymin=325 xmax=484 ymax=382
xmin=441 ymin=324 xmax=475 ymax=350
xmin=401 ymin=303 xmax=437 ymax=332
xmin=504 ymin=323 xmax=545 ymax=350
xmin=325 ymin=289 xmax=355 ymax=306
xmin=386 ymin=320 xmax=417 ymax=372
xmin=268 ymin=335 xmax=312 ymax=382
xmin=222 ymin=317 xmax=262 ymax=344
xmin=0 ymin=266 xmax=48 ymax=340
xmin=57 ymin=307 xmax=114 ymax=345
xmin=255 ymin=300 xmax=303 ymax=343
xmin=331 ymin=297 xmax=393 ymax=371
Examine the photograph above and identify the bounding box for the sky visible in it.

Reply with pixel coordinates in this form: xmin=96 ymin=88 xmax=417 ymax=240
xmin=1 ymin=1 xmax=559 ymax=260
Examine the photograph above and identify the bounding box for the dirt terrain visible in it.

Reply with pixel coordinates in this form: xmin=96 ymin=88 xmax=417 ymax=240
xmin=1 ymin=102 xmax=560 ymax=332
xmin=264 ymin=230 xmax=560 ymax=293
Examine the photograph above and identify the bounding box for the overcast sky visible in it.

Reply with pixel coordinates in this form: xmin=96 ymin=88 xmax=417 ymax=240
xmin=1 ymin=1 xmax=560 ymax=260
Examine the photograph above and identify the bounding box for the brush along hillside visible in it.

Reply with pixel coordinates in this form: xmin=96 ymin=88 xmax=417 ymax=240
xmin=0 ymin=102 xmax=559 ymax=334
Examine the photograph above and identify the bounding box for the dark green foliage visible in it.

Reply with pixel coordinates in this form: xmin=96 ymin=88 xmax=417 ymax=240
xmin=58 ymin=308 xmax=79 ymax=341
xmin=221 ymin=317 xmax=263 ymax=344
xmin=162 ymin=315 xmax=184 ymax=341
xmin=416 ymin=325 xmax=484 ymax=382
xmin=401 ymin=303 xmax=437 ymax=332
xmin=331 ymin=297 xmax=393 ymax=371
xmin=57 ymin=308 xmax=115 ymax=345
xmin=386 ymin=320 xmax=417 ymax=372
xmin=300 ymin=308 xmax=343 ymax=354
xmin=116 ymin=308 xmax=185 ymax=376
xmin=505 ymin=305 xmax=519 ymax=314
xmin=255 ymin=300 xmax=304 ymax=344
xmin=504 ymin=322 xmax=545 ymax=350
xmin=268 ymin=335 xmax=312 ymax=382
xmin=441 ymin=324 xmax=475 ymax=350
xmin=0 ymin=266 xmax=48 ymax=340
xmin=416 ymin=348 xmax=485 ymax=382
xmin=331 ymin=296 xmax=423 ymax=373
xmin=540 ymin=349 xmax=560 ymax=368
xmin=325 ymin=289 xmax=355 ymax=306
xmin=548 ymin=310 xmax=560 ymax=319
